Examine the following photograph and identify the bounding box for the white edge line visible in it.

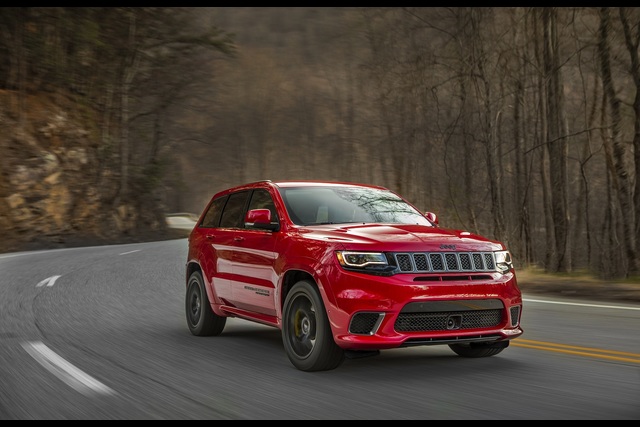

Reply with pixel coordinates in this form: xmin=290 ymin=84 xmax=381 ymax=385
xmin=523 ymin=297 xmax=640 ymax=311
xmin=0 ymin=241 xmax=166 ymax=259
xmin=21 ymin=341 xmax=115 ymax=395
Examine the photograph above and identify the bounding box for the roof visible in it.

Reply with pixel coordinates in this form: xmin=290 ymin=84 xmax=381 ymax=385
xmin=272 ymin=180 xmax=388 ymax=190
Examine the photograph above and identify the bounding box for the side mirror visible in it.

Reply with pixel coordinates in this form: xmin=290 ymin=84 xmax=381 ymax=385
xmin=425 ymin=211 xmax=438 ymax=226
xmin=245 ymin=209 xmax=279 ymax=231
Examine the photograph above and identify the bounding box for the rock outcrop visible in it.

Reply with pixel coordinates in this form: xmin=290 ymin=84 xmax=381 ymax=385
xmin=0 ymin=90 xmax=167 ymax=253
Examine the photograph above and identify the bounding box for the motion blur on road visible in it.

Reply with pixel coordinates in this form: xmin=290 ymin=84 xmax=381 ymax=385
xmin=1 ymin=240 xmax=639 ymax=420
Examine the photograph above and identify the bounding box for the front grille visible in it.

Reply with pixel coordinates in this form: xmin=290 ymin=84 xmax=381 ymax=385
xmin=395 ymin=310 xmax=502 ymax=332
xmin=393 ymin=251 xmax=496 ymax=273
xmin=394 ymin=299 xmax=504 ymax=332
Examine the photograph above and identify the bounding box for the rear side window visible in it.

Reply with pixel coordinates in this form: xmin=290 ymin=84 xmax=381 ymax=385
xmin=219 ymin=191 xmax=250 ymax=228
xmin=200 ymin=196 xmax=227 ymax=228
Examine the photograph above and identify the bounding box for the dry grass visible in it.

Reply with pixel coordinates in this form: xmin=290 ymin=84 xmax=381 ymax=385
xmin=516 ymin=266 xmax=640 ymax=303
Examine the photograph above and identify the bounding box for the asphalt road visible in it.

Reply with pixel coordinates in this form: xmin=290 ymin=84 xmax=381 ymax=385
xmin=0 ymin=239 xmax=639 ymax=419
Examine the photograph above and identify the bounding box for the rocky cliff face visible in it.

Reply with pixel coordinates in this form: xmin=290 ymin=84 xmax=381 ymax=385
xmin=0 ymin=90 xmax=168 ymax=253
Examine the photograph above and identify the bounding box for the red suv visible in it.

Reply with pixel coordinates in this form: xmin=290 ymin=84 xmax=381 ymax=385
xmin=185 ymin=180 xmax=523 ymax=371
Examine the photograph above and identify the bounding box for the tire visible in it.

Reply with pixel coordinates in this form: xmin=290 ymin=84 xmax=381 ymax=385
xmin=186 ymin=271 xmax=226 ymax=336
xmin=282 ymin=280 xmax=345 ymax=372
xmin=448 ymin=340 xmax=509 ymax=358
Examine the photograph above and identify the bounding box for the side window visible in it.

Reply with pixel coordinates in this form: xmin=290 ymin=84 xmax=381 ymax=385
xmin=219 ymin=191 xmax=250 ymax=228
xmin=200 ymin=196 xmax=227 ymax=228
xmin=247 ymin=189 xmax=279 ymax=227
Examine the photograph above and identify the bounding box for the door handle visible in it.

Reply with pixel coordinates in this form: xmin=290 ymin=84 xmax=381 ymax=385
xmin=206 ymin=235 xmax=215 ymax=240
xmin=234 ymin=236 xmax=244 ymax=242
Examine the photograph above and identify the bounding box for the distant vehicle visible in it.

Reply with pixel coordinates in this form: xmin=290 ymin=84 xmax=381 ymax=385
xmin=165 ymin=213 xmax=198 ymax=230
xmin=185 ymin=180 xmax=523 ymax=371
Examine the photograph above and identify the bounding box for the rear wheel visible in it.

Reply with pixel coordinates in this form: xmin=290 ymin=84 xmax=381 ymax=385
xmin=282 ymin=280 xmax=344 ymax=371
xmin=448 ymin=340 xmax=509 ymax=358
xmin=186 ymin=271 xmax=226 ymax=336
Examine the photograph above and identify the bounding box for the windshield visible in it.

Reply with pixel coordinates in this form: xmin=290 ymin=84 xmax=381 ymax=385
xmin=278 ymin=186 xmax=432 ymax=226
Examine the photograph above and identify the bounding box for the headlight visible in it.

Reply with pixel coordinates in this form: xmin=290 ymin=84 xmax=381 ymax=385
xmin=494 ymin=250 xmax=513 ymax=274
xmin=336 ymin=251 xmax=388 ymax=268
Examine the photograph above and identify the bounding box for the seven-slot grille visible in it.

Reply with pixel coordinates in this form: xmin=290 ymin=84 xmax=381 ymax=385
xmin=393 ymin=252 xmax=496 ymax=273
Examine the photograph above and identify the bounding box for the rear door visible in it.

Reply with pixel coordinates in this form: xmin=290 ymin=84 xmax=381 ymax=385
xmin=199 ymin=191 xmax=250 ymax=305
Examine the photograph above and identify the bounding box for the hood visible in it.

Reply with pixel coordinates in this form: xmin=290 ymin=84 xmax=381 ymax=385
xmin=296 ymin=223 xmax=504 ymax=252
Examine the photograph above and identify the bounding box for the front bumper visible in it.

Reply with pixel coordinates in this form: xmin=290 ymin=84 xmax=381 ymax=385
xmin=320 ymin=267 xmax=523 ymax=350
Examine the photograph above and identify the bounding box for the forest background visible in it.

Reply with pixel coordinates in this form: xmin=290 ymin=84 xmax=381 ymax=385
xmin=1 ymin=7 xmax=640 ymax=282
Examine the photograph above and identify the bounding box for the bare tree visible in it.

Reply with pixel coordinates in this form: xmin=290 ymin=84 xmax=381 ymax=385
xmin=541 ymin=7 xmax=570 ymax=272
xmin=619 ymin=8 xmax=640 ymax=243
xmin=467 ymin=8 xmax=507 ymax=243
xmin=598 ymin=7 xmax=639 ymax=276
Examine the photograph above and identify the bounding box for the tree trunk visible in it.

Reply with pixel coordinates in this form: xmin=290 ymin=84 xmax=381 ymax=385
xmin=619 ymin=8 xmax=640 ymax=248
xmin=542 ymin=7 xmax=570 ymax=272
xmin=469 ymin=8 xmax=507 ymax=244
xmin=598 ymin=7 xmax=639 ymax=276
xmin=532 ymin=10 xmax=555 ymax=271
xmin=116 ymin=10 xmax=139 ymax=210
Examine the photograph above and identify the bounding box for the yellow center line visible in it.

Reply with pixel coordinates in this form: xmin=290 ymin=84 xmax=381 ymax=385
xmin=512 ymin=339 xmax=640 ymax=364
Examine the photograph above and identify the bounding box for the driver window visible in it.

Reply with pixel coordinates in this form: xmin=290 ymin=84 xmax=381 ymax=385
xmin=247 ymin=189 xmax=279 ymax=227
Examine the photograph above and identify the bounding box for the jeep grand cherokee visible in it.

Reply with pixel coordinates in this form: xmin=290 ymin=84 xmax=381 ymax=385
xmin=185 ymin=180 xmax=523 ymax=371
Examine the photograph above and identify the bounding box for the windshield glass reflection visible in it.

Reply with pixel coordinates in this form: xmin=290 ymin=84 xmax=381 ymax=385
xmin=278 ymin=186 xmax=431 ymax=226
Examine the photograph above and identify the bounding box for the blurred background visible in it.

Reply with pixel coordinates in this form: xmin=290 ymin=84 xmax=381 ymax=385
xmin=1 ymin=7 xmax=639 ymax=280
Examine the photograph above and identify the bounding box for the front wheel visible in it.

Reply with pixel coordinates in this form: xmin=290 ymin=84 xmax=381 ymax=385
xmin=282 ymin=280 xmax=344 ymax=371
xmin=186 ymin=271 xmax=226 ymax=336
xmin=448 ymin=340 xmax=509 ymax=358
